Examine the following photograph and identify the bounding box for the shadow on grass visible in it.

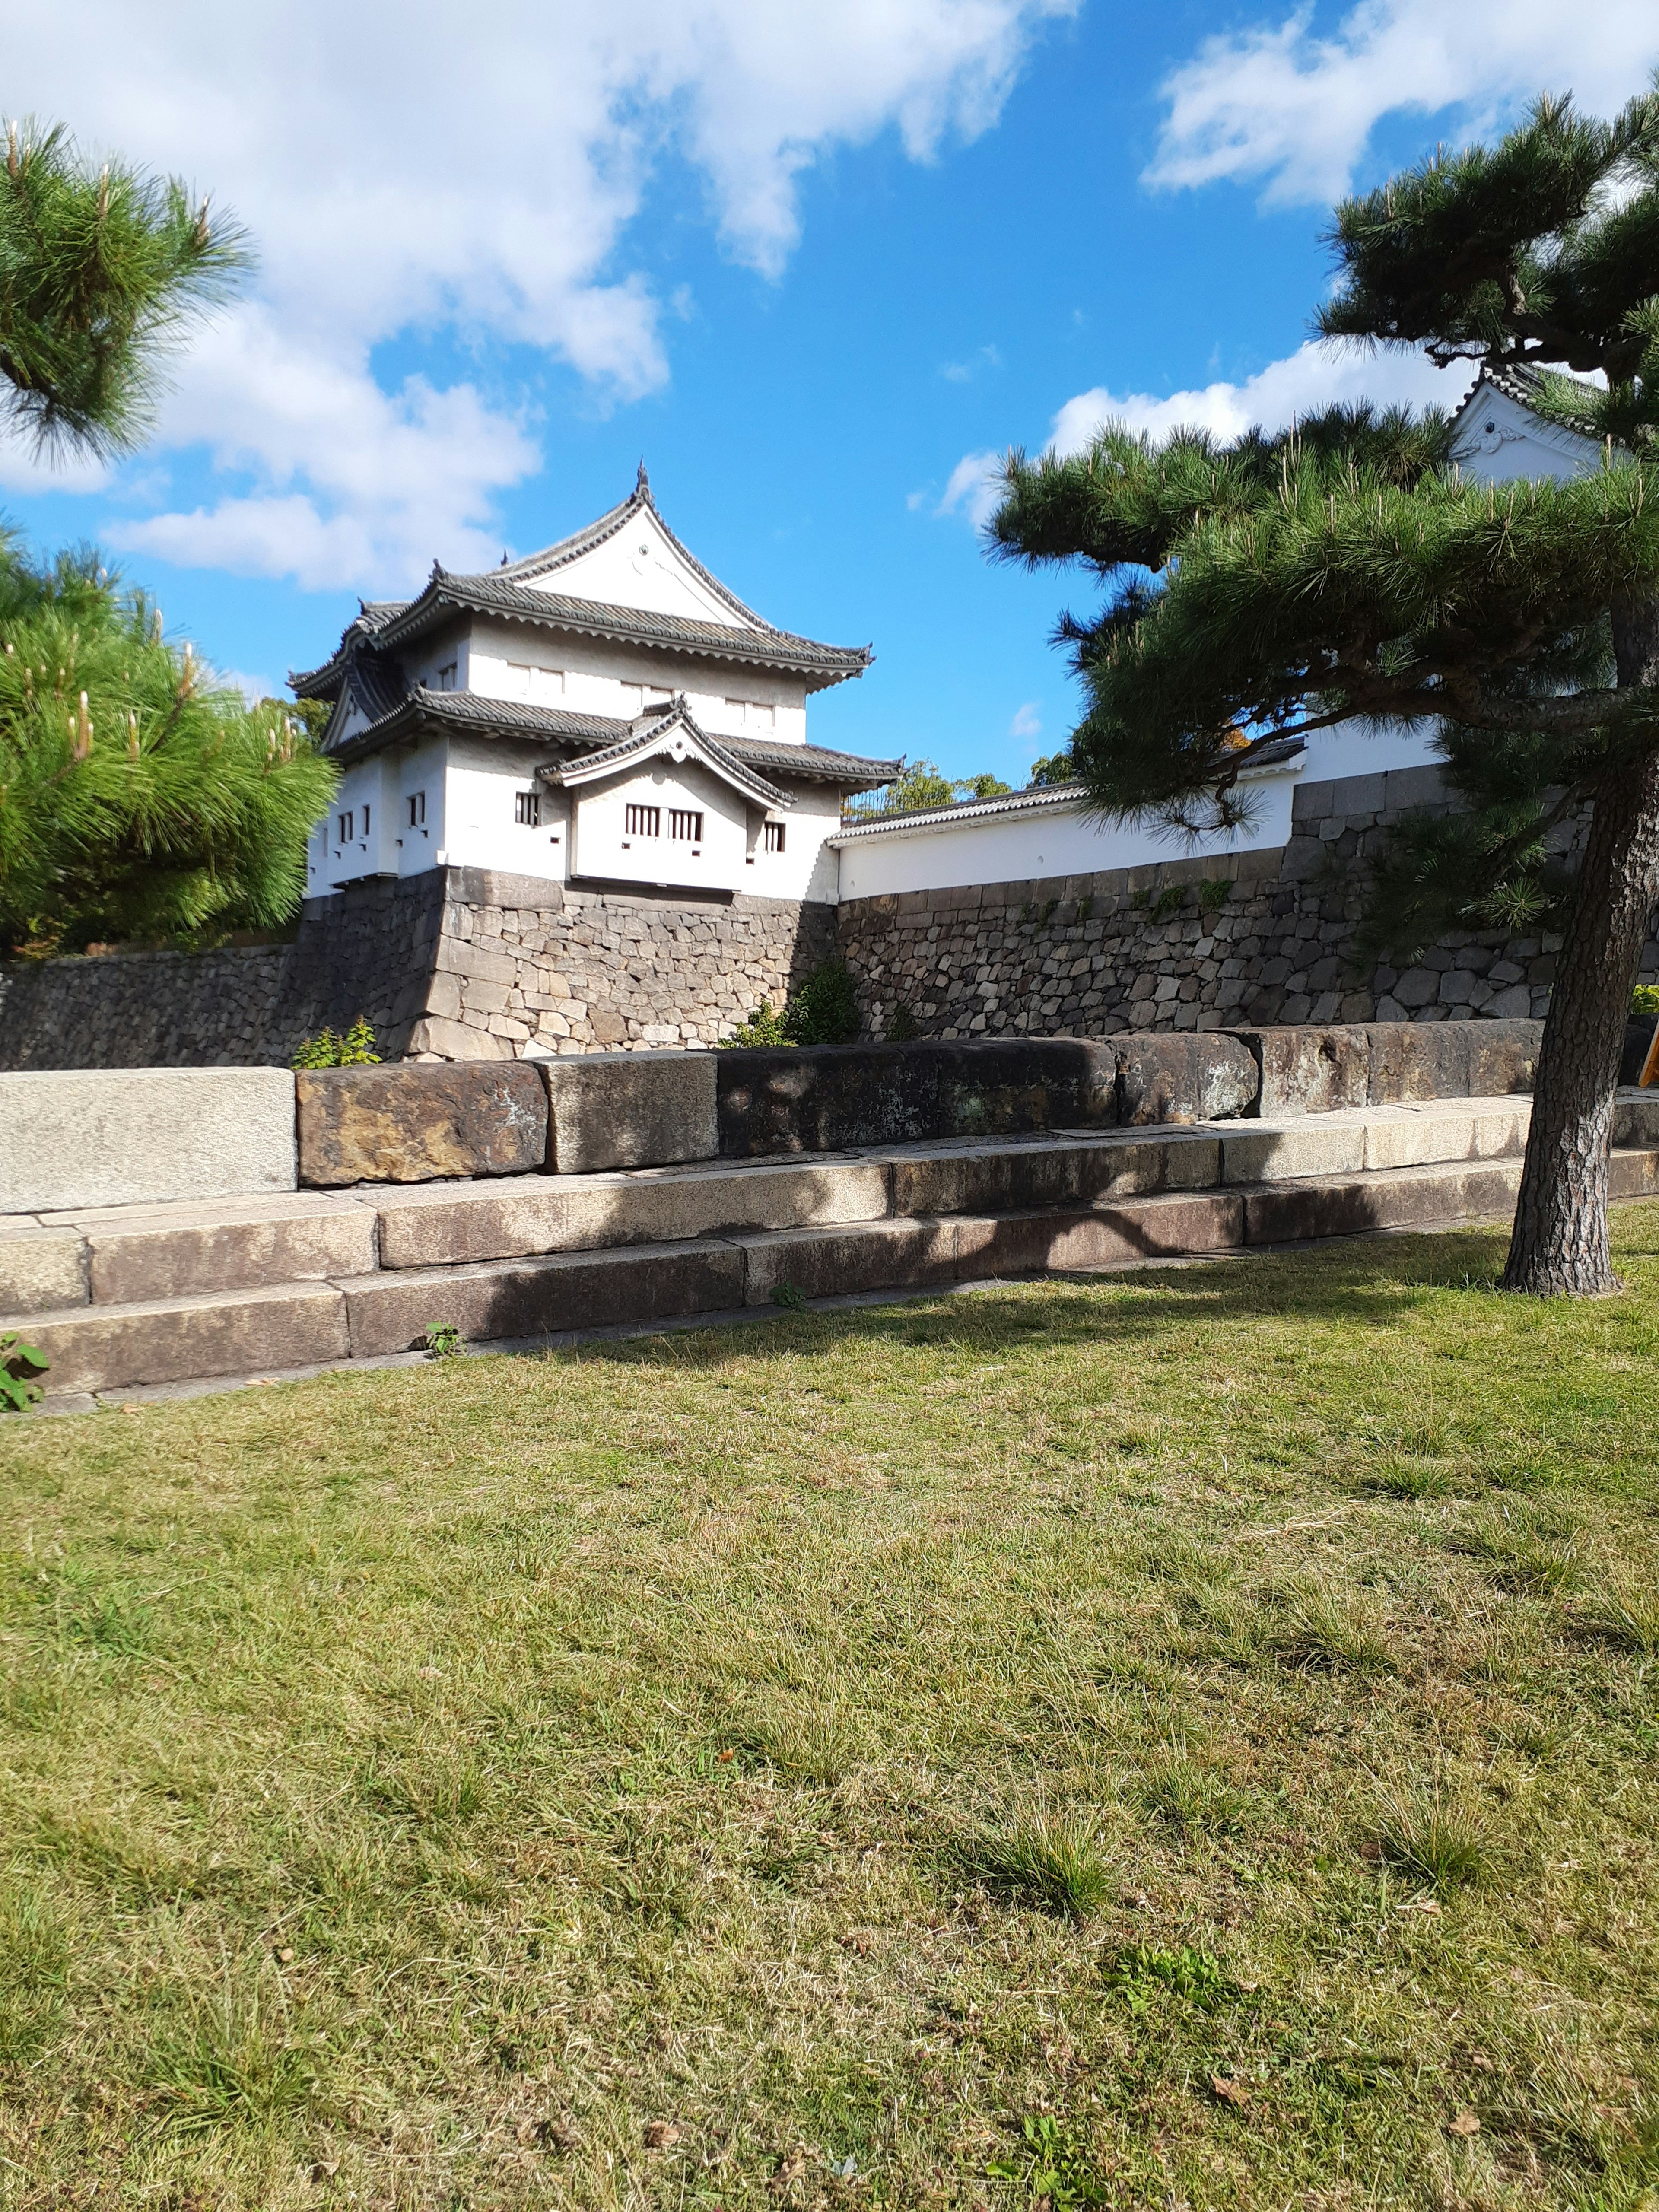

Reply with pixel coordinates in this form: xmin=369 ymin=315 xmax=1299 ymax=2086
xmin=539 ymin=1217 xmax=1647 ymax=1381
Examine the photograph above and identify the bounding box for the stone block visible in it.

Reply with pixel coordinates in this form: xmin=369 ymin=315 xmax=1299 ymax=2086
xmin=1465 ymin=1019 xmax=1544 ymax=1097
xmin=372 ymin=1158 xmax=890 ymax=1269
xmin=17 ymin=1281 xmax=350 ymax=1396
xmin=1610 ymin=1146 xmax=1659 ymax=1199
xmin=1613 ymin=1089 xmax=1659 ymax=1148
xmin=1366 ymin=1021 xmax=1470 ymax=1103
xmin=1116 ymin=1033 xmax=1258 ymax=1125
xmin=543 ymin=1050 xmax=717 ymax=1173
xmin=1243 ymin=1160 xmax=1521 ymax=1245
xmin=954 ymin=1192 xmax=1243 ymax=1277
xmin=1358 ymin=1100 xmax=1528 ymax=1172
xmin=735 ymin=1218 xmax=957 ymax=1305
xmin=296 ymin=1063 xmax=548 ymax=1187
xmin=716 ymin=1039 xmax=1118 ymax=1157
xmin=344 ymin=1238 xmax=746 ymax=1357
xmin=60 ymin=1192 xmax=379 ymax=1304
xmin=1231 ymin=1027 xmax=1370 ymax=1117
xmin=0 ymin=1068 xmax=297 ymax=1214
xmin=888 ymin=1132 xmax=1220 ymax=1218
xmin=1219 ymin=1119 xmax=1367 ymax=1183
xmin=0 ymin=1224 xmax=88 ymax=1314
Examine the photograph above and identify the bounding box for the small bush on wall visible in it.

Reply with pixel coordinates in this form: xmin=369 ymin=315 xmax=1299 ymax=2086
xmin=721 ymin=959 xmax=859 ymax=1049
xmin=292 ymin=1017 xmax=379 ymax=1069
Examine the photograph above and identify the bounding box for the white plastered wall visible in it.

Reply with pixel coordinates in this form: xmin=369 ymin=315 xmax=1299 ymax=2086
xmin=440 ymin=736 xmax=569 ymax=881
xmin=834 ymin=767 xmax=1302 ymax=903
xmin=463 ymin=620 xmax=810 ymax=745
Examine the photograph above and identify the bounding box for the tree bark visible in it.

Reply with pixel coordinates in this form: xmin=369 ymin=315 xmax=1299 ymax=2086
xmin=1502 ymin=593 xmax=1659 ymax=1294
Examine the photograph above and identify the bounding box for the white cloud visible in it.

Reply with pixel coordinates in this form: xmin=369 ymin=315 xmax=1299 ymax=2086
xmin=937 ymin=448 xmax=1005 ymax=528
xmin=1010 ymin=701 xmax=1041 ymax=739
xmin=940 ymin=343 xmax=1003 ymax=382
xmin=1048 ymin=339 xmax=1474 ymax=455
xmin=938 ymin=339 xmax=1477 ymax=537
xmin=212 ymin=667 xmax=281 ymax=708
xmin=4 ymin=0 xmax=1075 ymax=592
xmin=1147 ymin=0 xmax=1659 ymax=207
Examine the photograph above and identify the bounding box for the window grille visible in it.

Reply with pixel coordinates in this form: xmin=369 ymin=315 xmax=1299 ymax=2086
xmin=515 ymin=790 xmax=540 ymax=827
xmin=408 ymin=791 xmax=425 ymax=827
xmin=435 ymin=661 xmax=458 ymax=691
xmin=669 ymin=809 xmax=703 ymax=842
xmin=337 ymin=810 xmax=353 ymax=843
xmin=764 ymin=820 xmax=785 ymax=852
xmin=625 ymin=803 xmax=660 ymax=838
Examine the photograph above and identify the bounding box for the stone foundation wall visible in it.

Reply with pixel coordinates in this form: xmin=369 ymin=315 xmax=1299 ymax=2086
xmin=0 ymin=867 xmax=835 ymax=1070
xmin=410 ymin=871 xmax=836 ymax=1060
xmin=838 ymin=766 xmax=1659 ymax=1042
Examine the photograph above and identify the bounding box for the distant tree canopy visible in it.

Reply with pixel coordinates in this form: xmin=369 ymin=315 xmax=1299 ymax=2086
xmin=0 ymin=545 xmax=334 ymax=954
xmin=1028 ymin=748 xmax=1076 ymax=786
xmin=850 ymin=760 xmax=1012 ymax=819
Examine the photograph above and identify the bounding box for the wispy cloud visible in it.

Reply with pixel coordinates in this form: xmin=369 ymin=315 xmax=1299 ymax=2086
xmin=940 ymin=343 xmax=1003 ymax=383
xmin=935 ymin=448 xmax=1005 ymax=530
xmin=1147 ymin=0 xmax=1658 ymax=207
xmin=1009 ymin=701 xmax=1042 ymax=740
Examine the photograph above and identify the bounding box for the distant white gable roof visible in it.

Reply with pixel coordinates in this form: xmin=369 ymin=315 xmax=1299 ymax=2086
xmin=1449 ymin=365 xmax=1606 ymax=486
xmin=543 ymin=696 xmax=791 ymax=811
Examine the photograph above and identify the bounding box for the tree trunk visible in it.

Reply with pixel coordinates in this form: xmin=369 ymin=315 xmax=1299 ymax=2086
xmin=1502 ymin=593 xmax=1659 ymax=1295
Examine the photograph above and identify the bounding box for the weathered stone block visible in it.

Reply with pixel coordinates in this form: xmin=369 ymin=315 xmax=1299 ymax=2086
xmin=1465 ymin=1019 xmax=1544 ymax=1097
xmin=21 ymin=1281 xmax=350 ymax=1396
xmin=1219 ymin=1119 xmax=1367 ymax=1183
xmin=1613 ymin=1089 xmax=1659 ymax=1148
xmin=1358 ymin=1100 xmax=1529 ymax=1173
xmin=735 ymin=1217 xmax=957 ymax=1304
xmin=64 ymin=1192 xmax=378 ymax=1304
xmin=717 ymin=1039 xmax=1118 ymax=1156
xmin=1116 ymin=1033 xmax=1258 ymax=1125
xmin=954 ymin=1192 xmax=1243 ymax=1277
xmin=0 ymin=1068 xmax=296 ymax=1213
xmin=372 ymin=1158 xmax=890 ymax=1269
xmin=888 ymin=1132 xmax=1220 ymax=1218
xmin=343 ymin=1238 xmax=745 ymax=1357
xmin=0 ymin=1224 xmax=88 ymax=1314
xmin=1243 ymin=1160 xmax=1522 ymax=1244
xmin=296 ymin=1064 xmax=548 ymax=1186
xmin=543 ymin=1050 xmax=717 ymax=1173
xmin=1230 ymin=1027 xmax=1370 ymax=1117
xmin=1610 ymin=1144 xmax=1659 ymax=1198
xmin=1366 ymin=1021 xmax=1470 ymax=1102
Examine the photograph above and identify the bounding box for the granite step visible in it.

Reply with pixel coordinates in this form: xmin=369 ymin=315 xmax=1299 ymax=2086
xmin=10 ymin=1145 xmax=1659 ymax=1402
xmin=0 ymin=1094 xmax=1543 ymax=1316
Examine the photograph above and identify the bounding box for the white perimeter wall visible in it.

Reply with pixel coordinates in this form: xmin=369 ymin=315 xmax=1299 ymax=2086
xmin=834 ymin=768 xmax=1303 ymax=903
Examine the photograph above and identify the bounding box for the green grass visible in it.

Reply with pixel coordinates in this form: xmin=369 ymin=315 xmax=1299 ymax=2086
xmin=2 ymin=1213 xmax=1659 ymax=2208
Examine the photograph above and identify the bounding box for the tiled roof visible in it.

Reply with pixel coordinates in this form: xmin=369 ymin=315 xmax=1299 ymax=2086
xmin=324 ymin=684 xmax=898 ymax=788
xmin=830 ymin=736 xmax=1305 ymax=842
xmin=292 ymin=559 xmax=871 ymax=699
xmin=543 ymin=702 xmax=790 ymax=810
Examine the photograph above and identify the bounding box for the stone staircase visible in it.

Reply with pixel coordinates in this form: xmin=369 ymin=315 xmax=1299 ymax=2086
xmin=6 ymin=1092 xmax=1659 ymax=1407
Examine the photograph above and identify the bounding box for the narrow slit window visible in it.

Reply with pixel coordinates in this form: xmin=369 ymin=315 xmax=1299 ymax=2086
xmin=408 ymin=791 xmax=426 ymax=827
xmin=435 ymin=661 xmax=458 ymax=691
xmin=763 ymin=820 xmax=785 ymax=853
xmin=360 ymin=804 xmax=370 ymax=838
xmin=515 ymin=790 xmax=540 ymax=827
xmin=669 ymin=809 xmax=703 ymax=842
xmin=625 ymin=803 xmax=660 ymax=838
xmin=337 ymin=810 xmax=353 ymax=843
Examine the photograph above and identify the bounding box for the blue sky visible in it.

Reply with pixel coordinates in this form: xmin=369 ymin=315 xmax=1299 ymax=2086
xmin=3 ymin=0 xmax=1653 ymax=784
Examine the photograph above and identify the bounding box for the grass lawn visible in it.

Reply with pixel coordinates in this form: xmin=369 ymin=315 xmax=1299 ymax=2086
xmin=2 ymin=1215 xmax=1658 ymax=2212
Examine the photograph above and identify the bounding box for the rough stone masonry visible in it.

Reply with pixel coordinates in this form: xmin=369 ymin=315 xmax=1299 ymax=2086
xmin=2 ymin=765 xmax=1656 ymax=1069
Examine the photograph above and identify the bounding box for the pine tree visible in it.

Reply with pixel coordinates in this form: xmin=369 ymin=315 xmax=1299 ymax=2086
xmin=989 ymin=85 xmax=1659 ymax=1297
xmin=0 ymin=547 xmax=334 ymax=953
xmin=0 ymin=119 xmax=248 ymax=459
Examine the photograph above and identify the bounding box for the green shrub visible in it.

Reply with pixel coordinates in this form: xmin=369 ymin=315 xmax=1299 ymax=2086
xmin=422 ymin=1325 xmax=464 ymax=1360
xmin=0 ymin=1334 xmax=48 ymax=1412
xmin=292 ymin=1016 xmax=379 ymax=1069
xmin=719 ymin=959 xmax=859 ymax=1049
xmin=1632 ymin=984 xmax=1659 ymax=1016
